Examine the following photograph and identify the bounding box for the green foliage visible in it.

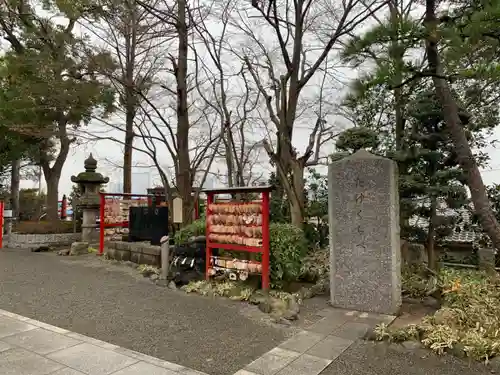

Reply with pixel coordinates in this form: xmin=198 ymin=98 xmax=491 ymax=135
xmin=13 ymin=220 xmax=74 ymax=234
xmin=268 ymin=223 xmax=308 ymax=287
xmin=269 ymin=170 xmax=329 ymax=249
xmin=182 ymin=280 xmax=255 ymax=301
xmin=299 ymin=248 xmax=329 ymax=283
xmin=401 ymin=264 xmax=439 ymax=299
xmin=268 ymin=172 xmax=290 ymax=224
xmin=335 ymin=127 xmax=380 ymax=152
xmin=0 ymin=1 xmax=116 ymax=210
xmin=303 ymin=169 xmax=329 ymax=249
xmin=174 ymin=220 xmax=307 ymax=287
xmin=336 ymin=0 xmax=500 ymax=252
xmin=376 ymin=268 xmax=500 ymax=361
xmin=18 ymin=188 xmax=45 ymax=221
xmin=174 ymin=219 xmax=205 ymax=245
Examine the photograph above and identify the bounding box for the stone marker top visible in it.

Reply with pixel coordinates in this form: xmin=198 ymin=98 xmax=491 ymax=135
xmin=332 ymin=149 xmax=388 ymax=163
xmin=71 ymin=153 xmax=109 ymax=184
xmin=84 ymin=153 xmax=98 ymax=172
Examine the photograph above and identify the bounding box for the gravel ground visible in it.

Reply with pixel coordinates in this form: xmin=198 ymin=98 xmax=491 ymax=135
xmin=321 ymin=341 xmax=491 ymax=375
xmin=0 ymin=248 xmax=287 ymax=375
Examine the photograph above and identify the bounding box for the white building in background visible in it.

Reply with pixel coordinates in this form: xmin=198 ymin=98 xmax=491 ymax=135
xmin=108 ymin=182 xmax=123 ymax=194
xmin=131 ymin=170 xmax=152 ymax=195
xmin=104 ymin=170 xmax=152 ymax=195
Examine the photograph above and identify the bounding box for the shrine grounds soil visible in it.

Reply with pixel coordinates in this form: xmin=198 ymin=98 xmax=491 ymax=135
xmin=320 ymin=340 xmax=492 ymax=375
xmin=0 ymin=247 xmax=288 ymax=375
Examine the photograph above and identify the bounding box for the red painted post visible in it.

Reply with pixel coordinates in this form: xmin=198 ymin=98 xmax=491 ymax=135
xmin=0 ymin=201 xmax=4 ymax=249
xmin=261 ymin=191 xmax=270 ymax=290
xmin=61 ymin=195 xmax=67 ymax=220
xmin=205 ymin=192 xmax=213 ymax=280
xmin=99 ymin=193 xmax=105 ymax=255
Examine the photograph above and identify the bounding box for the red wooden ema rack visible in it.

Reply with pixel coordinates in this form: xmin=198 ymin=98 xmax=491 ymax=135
xmin=203 ymin=186 xmax=272 ymax=290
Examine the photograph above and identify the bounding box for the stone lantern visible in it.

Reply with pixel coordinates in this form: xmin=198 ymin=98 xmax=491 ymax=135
xmin=70 ymin=154 xmax=109 ymax=253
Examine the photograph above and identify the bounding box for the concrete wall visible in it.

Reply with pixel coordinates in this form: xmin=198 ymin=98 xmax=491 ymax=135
xmin=104 ymin=241 xmax=160 ymax=267
xmin=7 ymin=233 xmax=81 ymax=250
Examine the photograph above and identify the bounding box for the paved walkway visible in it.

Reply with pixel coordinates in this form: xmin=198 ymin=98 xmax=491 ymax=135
xmin=238 ymin=306 xmax=490 ymax=375
xmin=0 ymin=247 xmax=492 ymax=375
xmin=0 ymin=309 xmax=203 ymax=375
xmin=237 ymin=308 xmax=394 ymax=375
xmin=0 ymin=248 xmax=286 ymax=375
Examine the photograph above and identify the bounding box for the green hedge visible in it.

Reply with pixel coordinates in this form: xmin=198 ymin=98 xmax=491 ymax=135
xmin=13 ymin=221 xmax=76 ymax=234
xmin=174 ymin=220 xmax=307 ymax=287
xmin=269 ymin=223 xmax=308 ymax=286
xmin=174 ymin=219 xmax=205 ymax=244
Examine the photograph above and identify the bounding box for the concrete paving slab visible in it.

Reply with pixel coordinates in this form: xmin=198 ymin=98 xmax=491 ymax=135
xmin=305 ymin=335 xmax=353 ymax=360
xmin=278 ymin=331 xmax=325 ymax=353
xmin=233 ymin=370 xmax=261 ymax=375
xmin=0 ymin=347 xmax=64 ymax=375
xmin=49 ymin=368 xmax=86 ymax=375
xmin=276 ymin=354 xmax=331 ymax=375
xmin=0 ymin=340 xmax=13 ymax=352
xmin=113 ymin=347 xmax=185 ymax=372
xmin=3 ymin=328 xmax=82 ymax=355
xmin=0 ymin=309 xmax=212 ymax=375
xmin=66 ymin=332 xmax=120 ymax=350
xmin=24 ymin=318 xmax=71 ymax=334
xmin=244 ymin=348 xmax=300 ymax=375
xmin=0 ymin=315 xmax=37 ymax=339
xmin=0 ymin=309 xmax=31 ymax=321
xmin=177 ymin=368 xmax=210 ymax=375
xmin=330 ymin=322 xmax=371 ymax=340
xmin=306 ymin=316 xmax=346 ymax=335
xmin=47 ymin=343 xmax=138 ymax=375
xmin=109 ymin=361 xmax=178 ymax=375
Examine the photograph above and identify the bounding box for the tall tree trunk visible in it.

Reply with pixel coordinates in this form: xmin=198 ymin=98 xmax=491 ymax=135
xmin=389 ymin=0 xmax=409 ymax=233
xmin=44 ymin=173 xmax=60 ymax=222
xmin=40 ymin=121 xmax=71 ymax=222
xmin=223 ymin=131 xmax=235 ymax=187
xmin=289 ymin=162 xmax=305 ymax=227
xmin=175 ymin=0 xmax=192 ymax=225
xmin=426 ymin=196 xmax=439 ymax=270
xmin=10 ymin=159 xmax=20 ymax=218
xmin=123 ymin=107 xmax=134 ymax=193
xmin=424 ymin=0 xmax=500 ymax=248
xmin=122 ymin=2 xmax=137 ymax=194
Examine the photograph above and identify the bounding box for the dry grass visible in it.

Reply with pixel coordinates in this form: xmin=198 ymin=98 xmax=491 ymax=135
xmin=376 ymin=268 xmax=500 ymax=362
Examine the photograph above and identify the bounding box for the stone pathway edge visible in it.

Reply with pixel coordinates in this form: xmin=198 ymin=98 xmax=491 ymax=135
xmin=0 ymin=307 xmax=395 ymax=375
xmin=0 ymin=308 xmax=208 ymax=375
xmin=235 ymin=308 xmax=396 ymax=375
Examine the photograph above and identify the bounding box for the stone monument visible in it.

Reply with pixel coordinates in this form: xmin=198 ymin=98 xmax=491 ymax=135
xmin=70 ymin=154 xmax=109 ymax=255
xmin=328 ymin=150 xmax=401 ymax=315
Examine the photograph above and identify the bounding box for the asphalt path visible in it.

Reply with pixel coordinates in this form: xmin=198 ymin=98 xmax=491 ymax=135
xmin=0 ymin=247 xmax=287 ymax=375
xmin=321 ymin=340 xmax=491 ymax=375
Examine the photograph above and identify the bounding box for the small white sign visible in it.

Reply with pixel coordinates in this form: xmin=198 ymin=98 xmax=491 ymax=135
xmin=173 ymin=197 xmax=183 ymax=224
xmin=3 ymin=210 xmax=12 ymax=218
